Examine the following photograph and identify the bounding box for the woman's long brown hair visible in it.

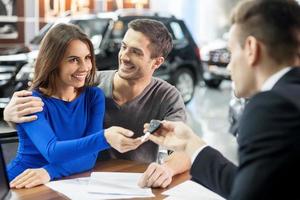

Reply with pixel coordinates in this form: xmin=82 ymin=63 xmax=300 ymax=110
xmin=30 ymin=23 xmax=97 ymax=96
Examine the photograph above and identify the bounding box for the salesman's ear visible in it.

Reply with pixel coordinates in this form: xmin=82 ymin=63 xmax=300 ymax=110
xmin=244 ymin=36 xmax=260 ymax=67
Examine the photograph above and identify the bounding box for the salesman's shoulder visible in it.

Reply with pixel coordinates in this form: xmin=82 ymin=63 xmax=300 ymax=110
xmin=244 ymin=89 xmax=300 ymax=119
xmin=238 ymin=89 xmax=300 ymax=143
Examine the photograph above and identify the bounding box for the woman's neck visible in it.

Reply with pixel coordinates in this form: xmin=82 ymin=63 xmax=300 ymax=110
xmin=53 ymin=87 xmax=79 ymax=102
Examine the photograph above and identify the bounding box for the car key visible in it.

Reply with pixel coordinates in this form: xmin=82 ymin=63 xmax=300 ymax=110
xmin=141 ymin=120 xmax=161 ymax=142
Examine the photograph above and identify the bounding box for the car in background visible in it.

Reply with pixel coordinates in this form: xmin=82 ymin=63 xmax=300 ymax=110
xmin=228 ymin=92 xmax=247 ymax=136
xmin=200 ymin=37 xmax=230 ymax=88
xmin=0 ymin=9 xmax=202 ymax=111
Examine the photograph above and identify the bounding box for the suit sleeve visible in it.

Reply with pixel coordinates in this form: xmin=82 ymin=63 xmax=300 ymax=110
xmin=191 ymin=146 xmax=237 ymax=198
xmin=17 ymin=88 xmax=109 ymax=165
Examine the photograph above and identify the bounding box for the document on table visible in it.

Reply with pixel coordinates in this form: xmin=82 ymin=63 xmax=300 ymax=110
xmin=163 ymin=180 xmax=225 ymax=200
xmin=46 ymin=172 xmax=154 ymax=200
xmin=88 ymin=172 xmax=153 ymax=196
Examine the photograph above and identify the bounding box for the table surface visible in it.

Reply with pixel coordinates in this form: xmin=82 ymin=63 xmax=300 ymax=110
xmin=10 ymin=159 xmax=191 ymax=200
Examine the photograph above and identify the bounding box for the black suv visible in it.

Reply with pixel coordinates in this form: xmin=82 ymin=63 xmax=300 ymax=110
xmin=0 ymin=9 xmax=202 ymax=110
xmin=201 ymin=37 xmax=230 ymax=88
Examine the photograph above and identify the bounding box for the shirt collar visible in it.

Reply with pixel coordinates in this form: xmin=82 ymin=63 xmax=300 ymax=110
xmin=261 ymin=67 xmax=292 ymax=91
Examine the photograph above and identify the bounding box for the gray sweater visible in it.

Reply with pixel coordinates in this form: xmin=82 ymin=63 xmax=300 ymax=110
xmin=97 ymin=70 xmax=186 ymax=163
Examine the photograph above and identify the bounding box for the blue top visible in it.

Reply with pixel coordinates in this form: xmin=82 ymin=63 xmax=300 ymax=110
xmin=7 ymin=87 xmax=110 ymax=181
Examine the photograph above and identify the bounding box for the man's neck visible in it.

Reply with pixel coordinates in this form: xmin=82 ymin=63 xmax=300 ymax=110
xmin=112 ymin=73 xmax=151 ymax=105
xmin=256 ymin=64 xmax=289 ymax=92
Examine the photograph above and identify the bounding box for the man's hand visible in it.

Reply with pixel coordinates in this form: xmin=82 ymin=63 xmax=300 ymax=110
xmin=138 ymin=163 xmax=173 ymax=188
xmin=138 ymin=151 xmax=191 ymax=188
xmin=104 ymin=126 xmax=144 ymax=153
xmin=10 ymin=168 xmax=50 ymax=189
xmin=4 ymin=90 xmax=44 ymax=125
xmin=145 ymin=121 xmax=206 ymax=157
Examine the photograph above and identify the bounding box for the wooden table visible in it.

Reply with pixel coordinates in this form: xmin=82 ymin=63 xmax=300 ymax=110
xmin=10 ymin=159 xmax=191 ymax=200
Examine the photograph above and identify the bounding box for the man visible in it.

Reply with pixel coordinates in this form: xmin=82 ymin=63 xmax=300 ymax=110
xmin=3 ymin=19 xmax=190 ymax=188
xmin=140 ymin=0 xmax=300 ymax=199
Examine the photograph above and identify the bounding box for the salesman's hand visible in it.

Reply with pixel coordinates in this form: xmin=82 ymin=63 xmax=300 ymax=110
xmin=104 ymin=126 xmax=144 ymax=153
xmin=10 ymin=168 xmax=50 ymax=189
xmin=4 ymin=90 xmax=44 ymax=124
xmin=144 ymin=121 xmax=206 ymax=157
xmin=138 ymin=163 xmax=173 ymax=188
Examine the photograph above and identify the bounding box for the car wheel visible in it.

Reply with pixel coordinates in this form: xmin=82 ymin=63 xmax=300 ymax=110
xmin=204 ymin=79 xmax=222 ymax=88
xmin=173 ymin=68 xmax=195 ymax=104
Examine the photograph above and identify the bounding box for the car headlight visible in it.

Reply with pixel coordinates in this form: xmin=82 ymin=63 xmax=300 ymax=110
xmin=16 ymin=62 xmax=34 ymax=81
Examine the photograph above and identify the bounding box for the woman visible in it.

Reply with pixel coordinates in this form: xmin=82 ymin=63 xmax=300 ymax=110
xmin=7 ymin=23 xmax=141 ymax=189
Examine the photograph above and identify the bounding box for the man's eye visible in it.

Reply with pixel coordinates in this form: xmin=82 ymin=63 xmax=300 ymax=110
xmin=133 ymin=50 xmax=142 ymax=56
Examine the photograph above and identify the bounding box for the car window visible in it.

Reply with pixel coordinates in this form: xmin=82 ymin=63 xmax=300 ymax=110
xmin=111 ymin=20 xmax=126 ymax=40
xmin=74 ymin=18 xmax=109 ymax=48
xmin=75 ymin=18 xmax=108 ymax=38
xmin=168 ymin=21 xmax=188 ymax=48
xmin=169 ymin=21 xmax=185 ymax=40
xmin=106 ymin=20 xmax=127 ymax=51
xmin=30 ymin=23 xmax=54 ymax=45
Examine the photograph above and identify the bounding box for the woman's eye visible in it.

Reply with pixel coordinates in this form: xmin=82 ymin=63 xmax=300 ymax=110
xmin=69 ymin=58 xmax=78 ymax=63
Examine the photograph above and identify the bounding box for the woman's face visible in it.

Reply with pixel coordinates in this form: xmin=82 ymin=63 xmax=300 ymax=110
xmin=56 ymin=39 xmax=92 ymax=90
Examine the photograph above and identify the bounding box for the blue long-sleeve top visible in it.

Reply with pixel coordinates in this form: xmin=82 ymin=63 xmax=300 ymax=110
xmin=7 ymin=87 xmax=110 ymax=181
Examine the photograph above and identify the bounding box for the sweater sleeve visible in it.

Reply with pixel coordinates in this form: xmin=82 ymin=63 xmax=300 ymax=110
xmin=42 ymin=88 xmax=107 ymax=180
xmin=162 ymin=85 xmax=187 ymax=122
xmin=17 ymin=88 xmax=110 ymax=165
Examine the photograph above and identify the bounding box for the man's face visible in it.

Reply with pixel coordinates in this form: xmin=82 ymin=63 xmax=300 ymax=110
xmin=117 ymin=28 xmax=161 ymax=81
xmin=227 ymin=25 xmax=256 ymax=98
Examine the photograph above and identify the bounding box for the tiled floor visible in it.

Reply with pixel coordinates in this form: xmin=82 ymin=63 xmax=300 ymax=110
xmin=186 ymin=81 xmax=238 ymax=164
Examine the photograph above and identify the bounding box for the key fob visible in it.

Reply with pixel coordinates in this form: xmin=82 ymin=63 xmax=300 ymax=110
xmin=147 ymin=120 xmax=161 ymax=134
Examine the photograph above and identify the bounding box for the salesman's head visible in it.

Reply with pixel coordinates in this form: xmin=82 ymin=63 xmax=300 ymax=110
xmin=227 ymin=0 xmax=300 ymax=98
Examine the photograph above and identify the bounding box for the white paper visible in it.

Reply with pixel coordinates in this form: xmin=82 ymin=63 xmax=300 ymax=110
xmin=163 ymin=180 xmax=224 ymax=200
xmin=46 ymin=176 xmax=154 ymax=200
xmin=88 ymin=172 xmax=154 ymax=197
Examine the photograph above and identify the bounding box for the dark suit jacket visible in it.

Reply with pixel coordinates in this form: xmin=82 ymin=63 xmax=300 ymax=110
xmin=191 ymin=67 xmax=300 ymax=200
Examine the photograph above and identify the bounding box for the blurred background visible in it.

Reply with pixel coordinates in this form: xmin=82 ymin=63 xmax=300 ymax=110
xmin=0 ymin=0 xmax=270 ymax=165
xmin=0 ymin=0 xmax=240 ymax=46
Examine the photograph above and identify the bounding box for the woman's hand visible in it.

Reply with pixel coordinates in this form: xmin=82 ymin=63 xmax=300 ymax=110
xmin=10 ymin=168 xmax=50 ymax=189
xmin=104 ymin=126 xmax=144 ymax=153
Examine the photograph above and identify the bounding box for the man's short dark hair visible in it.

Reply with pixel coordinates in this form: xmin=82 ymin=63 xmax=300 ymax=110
xmin=128 ymin=18 xmax=173 ymax=59
xmin=231 ymin=0 xmax=300 ymax=64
